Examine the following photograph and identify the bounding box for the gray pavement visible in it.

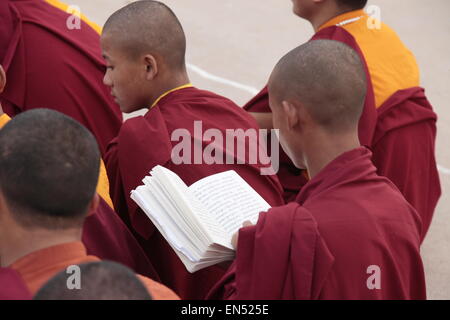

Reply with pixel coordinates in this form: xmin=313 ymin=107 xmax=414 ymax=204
xmin=68 ymin=0 xmax=450 ymax=299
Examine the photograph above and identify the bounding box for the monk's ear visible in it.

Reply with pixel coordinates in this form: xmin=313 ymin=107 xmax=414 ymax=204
xmin=86 ymin=193 xmax=100 ymax=217
xmin=282 ymin=100 xmax=300 ymax=131
xmin=143 ymin=54 xmax=158 ymax=81
xmin=0 ymin=65 xmax=6 ymax=94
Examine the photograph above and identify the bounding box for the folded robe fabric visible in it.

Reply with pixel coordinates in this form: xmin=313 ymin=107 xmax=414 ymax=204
xmin=0 ymin=0 xmax=122 ymax=155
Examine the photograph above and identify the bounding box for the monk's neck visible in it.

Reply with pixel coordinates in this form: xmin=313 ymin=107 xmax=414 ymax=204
xmin=149 ymin=69 xmax=190 ymax=108
xmin=309 ymin=7 xmax=356 ymax=32
xmin=0 ymin=227 xmax=82 ymax=267
xmin=303 ymin=131 xmax=360 ymax=179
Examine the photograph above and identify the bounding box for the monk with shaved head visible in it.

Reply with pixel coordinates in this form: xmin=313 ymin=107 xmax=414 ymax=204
xmin=244 ymin=0 xmax=440 ymax=241
xmin=208 ymin=40 xmax=426 ymax=300
xmin=102 ymin=1 xmax=284 ymax=299
xmin=101 ymin=0 xmax=188 ymax=113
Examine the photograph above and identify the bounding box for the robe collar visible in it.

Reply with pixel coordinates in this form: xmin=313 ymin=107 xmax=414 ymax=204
xmin=8 ymin=242 xmax=89 ymax=271
xmin=150 ymin=83 xmax=193 ymax=109
xmin=318 ymin=9 xmax=367 ymax=31
xmin=296 ymin=147 xmax=375 ymax=204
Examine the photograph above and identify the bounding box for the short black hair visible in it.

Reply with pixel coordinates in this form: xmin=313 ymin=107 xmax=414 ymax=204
xmin=34 ymin=261 xmax=152 ymax=300
xmin=0 ymin=109 xmax=100 ymax=229
xmin=336 ymin=0 xmax=368 ymax=10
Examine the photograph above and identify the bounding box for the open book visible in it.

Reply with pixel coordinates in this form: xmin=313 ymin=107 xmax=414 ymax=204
xmin=131 ymin=165 xmax=271 ymax=273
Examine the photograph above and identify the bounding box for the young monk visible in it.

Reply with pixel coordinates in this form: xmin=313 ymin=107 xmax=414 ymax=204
xmin=244 ymin=0 xmax=440 ymax=239
xmin=102 ymin=1 xmax=284 ymax=299
xmin=34 ymin=261 xmax=152 ymax=300
xmin=0 ymin=109 xmax=178 ymax=299
xmin=207 ymin=40 xmax=426 ymax=300
xmin=0 ymin=64 xmax=156 ymax=280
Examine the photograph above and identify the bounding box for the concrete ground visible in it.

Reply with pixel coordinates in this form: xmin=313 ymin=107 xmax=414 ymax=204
xmin=69 ymin=0 xmax=450 ymax=299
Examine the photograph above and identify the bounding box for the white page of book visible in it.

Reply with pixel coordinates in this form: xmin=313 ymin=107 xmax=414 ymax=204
xmin=153 ymin=166 xmax=231 ymax=248
xmin=143 ymin=176 xmax=208 ymax=251
xmin=189 ymin=170 xmax=271 ymax=244
xmin=131 ymin=187 xmax=201 ymax=262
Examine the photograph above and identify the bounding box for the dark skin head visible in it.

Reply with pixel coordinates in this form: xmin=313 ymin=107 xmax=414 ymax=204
xmin=101 ymin=0 xmax=189 ymax=113
xmin=34 ymin=261 xmax=153 ymax=300
xmin=268 ymin=39 xmax=366 ymax=176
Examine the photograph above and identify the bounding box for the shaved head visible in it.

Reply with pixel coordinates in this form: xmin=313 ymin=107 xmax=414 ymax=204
xmin=34 ymin=261 xmax=152 ymax=300
xmin=269 ymin=40 xmax=367 ymax=133
xmin=0 ymin=109 xmax=100 ymax=229
xmin=103 ymin=0 xmax=186 ymax=70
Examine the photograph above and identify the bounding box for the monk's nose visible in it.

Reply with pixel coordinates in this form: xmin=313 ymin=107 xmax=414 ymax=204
xmin=103 ymin=72 xmax=112 ymax=87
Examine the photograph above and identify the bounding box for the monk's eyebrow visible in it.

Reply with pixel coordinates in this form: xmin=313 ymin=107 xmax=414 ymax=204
xmin=102 ymin=53 xmax=110 ymax=61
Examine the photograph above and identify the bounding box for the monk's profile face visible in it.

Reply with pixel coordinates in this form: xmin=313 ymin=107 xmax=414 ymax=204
xmin=291 ymin=0 xmax=320 ymax=19
xmin=101 ymin=35 xmax=150 ymax=113
xmin=269 ymin=94 xmax=306 ymax=170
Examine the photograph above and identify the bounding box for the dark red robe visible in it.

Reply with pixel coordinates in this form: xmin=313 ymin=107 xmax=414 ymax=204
xmin=207 ymin=147 xmax=426 ymax=300
xmin=105 ymin=86 xmax=285 ymax=299
xmin=243 ymin=26 xmax=440 ymax=239
xmin=0 ymin=0 xmax=122 ymax=155
xmin=0 ymin=268 xmax=31 ymax=300
xmin=371 ymin=87 xmax=440 ymax=240
xmin=82 ymin=198 xmax=159 ymax=280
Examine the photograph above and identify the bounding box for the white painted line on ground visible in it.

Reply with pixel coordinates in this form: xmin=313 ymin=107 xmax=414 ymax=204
xmin=438 ymin=165 xmax=450 ymax=176
xmin=187 ymin=63 xmax=259 ymax=96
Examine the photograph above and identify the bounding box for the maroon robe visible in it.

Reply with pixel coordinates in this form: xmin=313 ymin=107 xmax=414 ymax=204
xmin=105 ymin=86 xmax=285 ymax=299
xmin=0 ymin=1 xmax=158 ymax=280
xmin=244 ymin=26 xmax=440 ymax=238
xmin=0 ymin=268 xmax=31 ymax=300
xmin=82 ymin=198 xmax=159 ymax=280
xmin=207 ymin=147 xmax=426 ymax=300
xmin=371 ymin=87 xmax=440 ymax=240
xmin=0 ymin=0 xmax=122 ymax=155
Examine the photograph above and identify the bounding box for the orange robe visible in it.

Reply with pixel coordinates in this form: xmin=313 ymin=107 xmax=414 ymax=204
xmin=8 ymin=242 xmax=179 ymax=299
